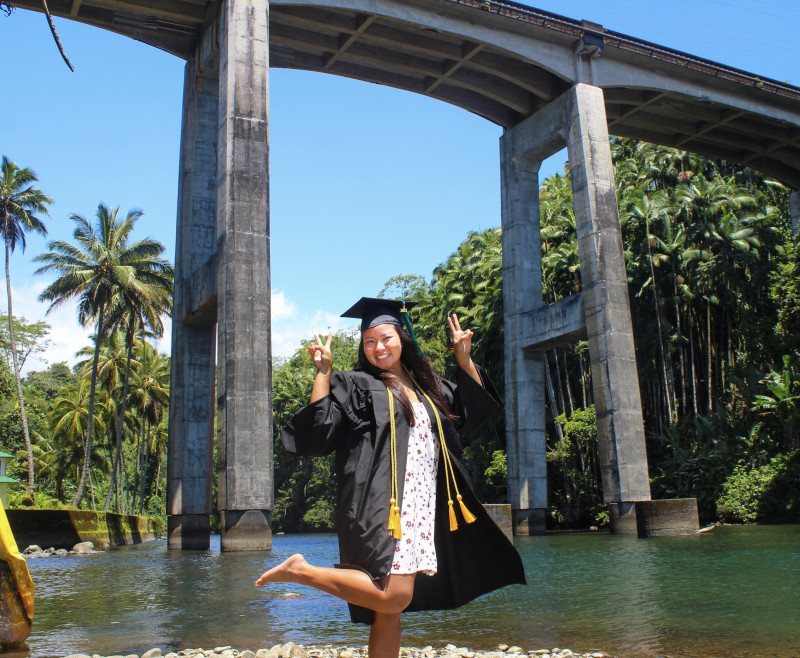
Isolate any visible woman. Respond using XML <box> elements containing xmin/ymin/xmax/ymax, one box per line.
<box><xmin>256</xmin><ymin>298</ymin><xmax>525</xmax><ymax>658</ymax></box>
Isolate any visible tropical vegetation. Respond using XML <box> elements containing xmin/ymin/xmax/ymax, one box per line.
<box><xmin>1</xmin><ymin>156</ymin><xmax>173</xmax><ymax>523</ymax></box>
<box><xmin>270</xmin><ymin>138</ymin><xmax>800</xmax><ymax>531</ymax></box>
<box><xmin>3</xmin><ymin>140</ymin><xmax>798</xmax><ymax>534</ymax></box>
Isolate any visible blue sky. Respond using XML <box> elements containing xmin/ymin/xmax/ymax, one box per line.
<box><xmin>3</xmin><ymin>0</ymin><xmax>799</xmax><ymax>370</ymax></box>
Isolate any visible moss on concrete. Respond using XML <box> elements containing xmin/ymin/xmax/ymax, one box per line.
<box><xmin>5</xmin><ymin>510</ymin><xmax>156</xmax><ymax>550</ymax></box>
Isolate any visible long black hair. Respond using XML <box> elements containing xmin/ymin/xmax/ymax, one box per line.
<box><xmin>357</xmin><ymin>326</ymin><xmax>457</xmax><ymax>424</ymax></box>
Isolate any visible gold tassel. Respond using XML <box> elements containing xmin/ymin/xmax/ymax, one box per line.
<box><xmin>392</xmin><ymin>504</ymin><xmax>402</xmax><ymax>539</ymax></box>
<box><xmin>457</xmin><ymin>494</ymin><xmax>477</xmax><ymax>524</ymax></box>
<box><xmin>388</xmin><ymin>499</ymin><xmax>402</xmax><ymax>539</ymax></box>
<box><xmin>448</xmin><ymin>500</ymin><xmax>458</xmax><ymax>531</ymax></box>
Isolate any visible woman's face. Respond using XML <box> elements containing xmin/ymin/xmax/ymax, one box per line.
<box><xmin>362</xmin><ymin>323</ymin><xmax>403</xmax><ymax>374</ymax></box>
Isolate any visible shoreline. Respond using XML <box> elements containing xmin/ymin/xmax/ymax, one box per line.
<box><xmin>61</xmin><ymin>643</ymin><xmax>613</xmax><ymax>658</ymax></box>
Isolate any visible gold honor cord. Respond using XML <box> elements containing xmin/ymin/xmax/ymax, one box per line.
<box><xmin>387</xmin><ymin>390</ymin><xmax>402</xmax><ymax>539</ymax></box>
<box><xmin>385</xmin><ymin>369</ymin><xmax>477</xmax><ymax>534</ymax></box>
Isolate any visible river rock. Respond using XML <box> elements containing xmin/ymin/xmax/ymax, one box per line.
<box><xmin>497</xmin><ymin>646</ymin><xmax>509</xmax><ymax>653</ymax></box>
<box><xmin>507</xmin><ymin>648</ymin><xmax>523</xmax><ymax>655</ymax></box>
<box><xmin>72</xmin><ymin>541</ymin><xmax>97</xmax><ymax>554</ymax></box>
<box><xmin>165</xmin><ymin>653</ymin><xmax>178</xmax><ymax>658</ymax></box>
<box><xmin>254</xmin><ymin>650</ymin><xmax>272</xmax><ymax>658</ymax></box>
<box><xmin>239</xmin><ymin>651</ymin><xmax>255</xmax><ymax>658</ymax></box>
<box><xmin>63</xmin><ymin>655</ymin><xmax>92</xmax><ymax>658</ymax></box>
<box><xmin>142</xmin><ymin>649</ymin><xmax>163</xmax><ymax>658</ymax></box>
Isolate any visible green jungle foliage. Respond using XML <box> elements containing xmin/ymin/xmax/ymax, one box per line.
<box><xmin>0</xmin><ymin>172</ymin><xmax>173</xmax><ymax>529</ymax></box>
<box><xmin>271</xmin><ymin>330</ymin><xmax>360</xmax><ymax>533</ymax></box>
<box><xmin>5</xmin><ymin>141</ymin><xmax>799</xmax><ymax>534</ymax></box>
<box><xmin>271</xmin><ymin>140</ymin><xmax>799</xmax><ymax>530</ymax></box>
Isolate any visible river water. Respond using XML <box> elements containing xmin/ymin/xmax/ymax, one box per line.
<box><xmin>9</xmin><ymin>525</ymin><xmax>800</xmax><ymax>658</ymax></box>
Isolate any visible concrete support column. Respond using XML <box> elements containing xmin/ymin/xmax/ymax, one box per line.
<box><xmin>791</xmin><ymin>189</ymin><xmax>799</xmax><ymax>239</ymax></box>
<box><xmin>216</xmin><ymin>0</ymin><xmax>273</xmax><ymax>551</ymax></box>
<box><xmin>565</xmin><ymin>84</ymin><xmax>652</xmax><ymax>520</ymax></box>
<box><xmin>500</xmin><ymin>134</ymin><xmax>547</xmax><ymax>535</ymax></box>
<box><xmin>167</xmin><ymin>54</ymin><xmax>219</xmax><ymax>550</ymax></box>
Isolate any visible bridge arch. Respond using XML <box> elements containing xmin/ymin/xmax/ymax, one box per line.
<box><xmin>16</xmin><ymin>0</ymin><xmax>800</xmax><ymax>547</ymax></box>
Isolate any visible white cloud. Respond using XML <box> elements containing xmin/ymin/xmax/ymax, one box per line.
<box><xmin>8</xmin><ymin>281</ymin><xmax>173</xmax><ymax>375</ymax></box>
<box><xmin>7</xmin><ymin>281</ymin><xmax>93</xmax><ymax>375</ymax></box>
<box><xmin>271</xmin><ymin>290</ymin><xmax>296</xmax><ymax>320</ymax></box>
<box><xmin>269</xmin><ymin>290</ymin><xmax>354</xmax><ymax>359</ymax></box>
<box><xmin>6</xmin><ymin>284</ymin><xmax>349</xmax><ymax>374</ymax></box>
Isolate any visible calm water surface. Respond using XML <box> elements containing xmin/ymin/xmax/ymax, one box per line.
<box><xmin>8</xmin><ymin>525</ymin><xmax>800</xmax><ymax>658</ymax></box>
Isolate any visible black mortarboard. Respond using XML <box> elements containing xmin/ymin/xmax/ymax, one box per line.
<box><xmin>341</xmin><ymin>297</ymin><xmax>418</xmax><ymax>331</ymax></box>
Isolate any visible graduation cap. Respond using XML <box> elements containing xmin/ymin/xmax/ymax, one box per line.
<box><xmin>341</xmin><ymin>297</ymin><xmax>418</xmax><ymax>332</ymax></box>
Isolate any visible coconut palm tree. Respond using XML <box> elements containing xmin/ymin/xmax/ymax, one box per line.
<box><xmin>127</xmin><ymin>339</ymin><xmax>169</xmax><ymax>513</ymax></box>
<box><xmin>0</xmin><ymin>155</ymin><xmax>52</xmax><ymax>493</ymax></box>
<box><xmin>34</xmin><ymin>203</ymin><xmax>172</xmax><ymax>507</ymax></box>
<box><xmin>103</xmin><ymin>259</ymin><xmax>172</xmax><ymax>511</ymax></box>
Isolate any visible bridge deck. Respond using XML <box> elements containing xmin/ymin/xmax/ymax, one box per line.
<box><xmin>14</xmin><ymin>0</ymin><xmax>800</xmax><ymax>186</ymax></box>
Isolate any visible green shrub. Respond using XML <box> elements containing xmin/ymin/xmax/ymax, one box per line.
<box><xmin>716</xmin><ymin>451</ymin><xmax>800</xmax><ymax>522</ymax></box>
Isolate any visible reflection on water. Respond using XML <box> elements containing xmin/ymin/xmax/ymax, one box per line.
<box><xmin>8</xmin><ymin>525</ymin><xmax>800</xmax><ymax>658</ymax></box>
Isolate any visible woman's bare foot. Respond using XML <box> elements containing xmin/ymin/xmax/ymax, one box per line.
<box><xmin>254</xmin><ymin>553</ymin><xmax>309</xmax><ymax>587</ymax></box>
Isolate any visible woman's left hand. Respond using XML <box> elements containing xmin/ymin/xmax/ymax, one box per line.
<box><xmin>448</xmin><ymin>314</ymin><xmax>482</xmax><ymax>385</ymax></box>
<box><xmin>447</xmin><ymin>314</ymin><xmax>473</xmax><ymax>361</ymax></box>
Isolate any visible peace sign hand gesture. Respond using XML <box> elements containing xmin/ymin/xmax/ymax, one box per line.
<box><xmin>307</xmin><ymin>331</ymin><xmax>333</xmax><ymax>376</ymax></box>
<box><xmin>447</xmin><ymin>313</ymin><xmax>473</xmax><ymax>361</ymax></box>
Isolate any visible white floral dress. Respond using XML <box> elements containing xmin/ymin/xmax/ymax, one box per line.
<box><xmin>391</xmin><ymin>400</ymin><xmax>439</xmax><ymax>575</ymax></box>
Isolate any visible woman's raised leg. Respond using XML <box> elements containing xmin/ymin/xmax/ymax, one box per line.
<box><xmin>254</xmin><ymin>554</ymin><xmax>415</xmax><ymax>615</ymax></box>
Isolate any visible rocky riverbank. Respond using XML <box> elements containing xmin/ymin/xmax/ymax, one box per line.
<box><xmin>63</xmin><ymin>642</ymin><xmax>613</xmax><ymax>658</ymax></box>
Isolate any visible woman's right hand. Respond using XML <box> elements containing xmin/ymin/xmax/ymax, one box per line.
<box><xmin>308</xmin><ymin>331</ymin><xmax>333</xmax><ymax>376</ymax></box>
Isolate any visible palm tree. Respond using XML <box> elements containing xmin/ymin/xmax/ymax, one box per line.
<box><xmin>103</xmin><ymin>258</ymin><xmax>171</xmax><ymax>511</ymax></box>
<box><xmin>34</xmin><ymin>203</ymin><xmax>173</xmax><ymax>507</ymax></box>
<box><xmin>0</xmin><ymin>155</ymin><xmax>52</xmax><ymax>493</ymax></box>
<box><xmin>47</xmin><ymin>377</ymin><xmax>108</xmax><ymax>501</ymax></box>
<box><xmin>127</xmin><ymin>339</ymin><xmax>169</xmax><ymax>513</ymax></box>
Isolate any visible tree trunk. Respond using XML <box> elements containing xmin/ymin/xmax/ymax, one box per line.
<box><xmin>139</xmin><ymin>421</ymin><xmax>151</xmax><ymax>515</ymax></box>
<box><xmin>707</xmin><ymin>299</ymin><xmax>713</xmax><ymax>414</ymax></box>
<box><xmin>648</xmin><ymin>241</ymin><xmax>674</xmax><ymax>425</ymax></box>
<box><xmin>104</xmin><ymin>321</ymin><xmax>136</xmax><ymax>510</ymax></box>
<box><xmin>545</xmin><ymin>356</ymin><xmax>564</xmax><ymax>442</ymax></box>
<box><xmin>689</xmin><ymin>312</ymin><xmax>699</xmax><ymax>415</ymax></box>
<box><xmin>552</xmin><ymin>349</ymin><xmax>570</xmax><ymax>417</ymax></box>
<box><xmin>4</xmin><ymin>238</ymin><xmax>34</xmax><ymax>493</ymax></box>
<box><xmin>71</xmin><ymin>304</ymin><xmax>105</xmax><ymax>507</ymax></box>
<box><xmin>103</xmin><ymin>424</ymin><xmax>115</xmax><ymax>510</ymax></box>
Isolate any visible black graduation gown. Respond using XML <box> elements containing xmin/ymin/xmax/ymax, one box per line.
<box><xmin>281</xmin><ymin>366</ymin><xmax>527</xmax><ymax>624</ymax></box>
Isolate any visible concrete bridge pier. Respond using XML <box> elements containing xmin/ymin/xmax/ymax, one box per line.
<box><xmin>503</xmin><ymin>83</ymin><xmax>698</xmax><ymax>535</ymax></box>
<box><xmin>168</xmin><ymin>0</ymin><xmax>273</xmax><ymax>551</ymax></box>
<box><xmin>564</xmin><ymin>84</ymin><xmax>654</xmax><ymax>532</ymax></box>
<box><xmin>167</xmin><ymin>51</ymin><xmax>219</xmax><ymax>551</ymax></box>
<box><xmin>215</xmin><ymin>0</ymin><xmax>273</xmax><ymax>552</ymax></box>
<box><xmin>500</xmin><ymin>132</ymin><xmax>548</xmax><ymax>536</ymax></box>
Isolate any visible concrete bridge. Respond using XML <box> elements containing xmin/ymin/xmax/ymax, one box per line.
<box><xmin>18</xmin><ymin>0</ymin><xmax>800</xmax><ymax>549</ymax></box>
